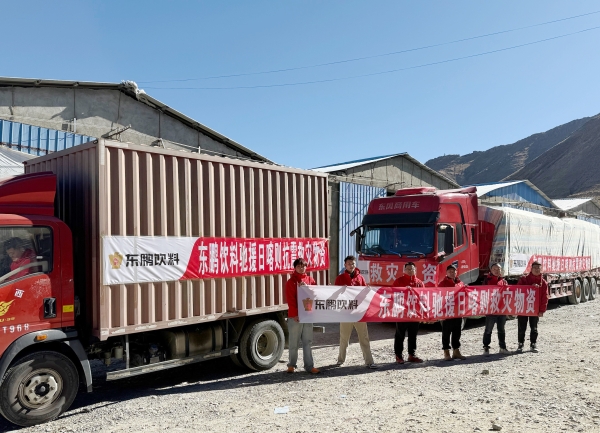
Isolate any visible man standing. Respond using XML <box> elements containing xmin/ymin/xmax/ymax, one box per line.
<box><xmin>438</xmin><ymin>264</ymin><xmax>467</xmax><ymax>361</ymax></box>
<box><xmin>516</xmin><ymin>260</ymin><xmax>548</xmax><ymax>353</ymax></box>
<box><xmin>285</xmin><ymin>258</ymin><xmax>320</xmax><ymax>374</ymax></box>
<box><xmin>335</xmin><ymin>256</ymin><xmax>377</xmax><ymax>369</ymax></box>
<box><xmin>392</xmin><ymin>262</ymin><xmax>424</xmax><ymax>364</ymax></box>
<box><xmin>482</xmin><ymin>263</ymin><xmax>509</xmax><ymax>355</ymax></box>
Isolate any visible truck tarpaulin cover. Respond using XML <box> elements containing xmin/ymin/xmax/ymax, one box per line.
<box><xmin>103</xmin><ymin>236</ymin><xmax>329</xmax><ymax>285</ymax></box>
<box><xmin>479</xmin><ymin>206</ymin><xmax>600</xmax><ymax>276</ymax></box>
<box><xmin>297</xmin><ymin>285</ymin><xmax>541</xmax><ymax>323</ymax></box>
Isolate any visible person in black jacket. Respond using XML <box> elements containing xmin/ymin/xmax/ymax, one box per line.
<box><xmin>482</xmin><ymin>263</ymin><xmax>509</xmax><ymax>356</ymax></box>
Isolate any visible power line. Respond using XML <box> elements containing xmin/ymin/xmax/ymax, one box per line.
<box><xmin>138</xmin><ymin>10</ymin><xmax>600</xmax><ymax>84</ymax></box>
<box><xmin>144</xmin><ymin>24</ymin><xmax>600</xmax><ymax>90</ymax></box>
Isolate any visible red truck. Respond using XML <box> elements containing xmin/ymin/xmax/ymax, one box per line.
<box><xmin>0</xmin><ymin>139</ymin><xmax>329</xmax><ymax>426</ymax></box>
<box><xmin>354</xmin><ymin>186</ymin><xmax>599</xmax><ymax>304</ymax></box>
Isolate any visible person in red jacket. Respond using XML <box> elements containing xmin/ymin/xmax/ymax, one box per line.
<box><xmin>392</xmin><ymin>262</ymin><xmax>424</xmax><ymax>364</ymax></box>
<box><xmin>482</xmin><ymin>263</ymin><xmax>510</xmax><ymax>356</ymax></box>
<box><xmin>335</xmin><ymin>256</ymin><xmax>377</xmax><ymax>369</ymax></box>
<box><xmin>285</xmin><ymin>257</ymin><xmax>320</xmax><ymax>374</ymax></box>
<box><xmin>516</xmin><ymin>260</ymin><xmax>548</xmax><ymax>353</ymax></box>
<box><xmin>4</xmin><ymin>237</ymin><xmax>35</xmax><ymax>281</ymax></box>
<box><xmin>438</xmin><ymin>264</ymin><xmax>467</xmax><ymax>361</ymax></box>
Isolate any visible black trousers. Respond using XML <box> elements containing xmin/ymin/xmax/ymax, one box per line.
<box><xmin>517</xmin><ymin>316</ymin><xmax>539</xmax><ymax>344</ymax></box>
<box><xmin>394</xmin><ymin>322</ymin><xmax>419</xmax><ymax>356</ymax></box>
<box><xmin>483</xmin><ymin>315</ymin><xmax>507</xmax><ymax>349</ymax></box>
<box><xmin>442</xmin><ymin>318</ymin><xmax>462</xmax><ymax>350</ymax></box>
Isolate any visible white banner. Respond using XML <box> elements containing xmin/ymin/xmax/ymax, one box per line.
<box><xmin>297</xmin><ymin>285</ymin><xmax>377</xmax><ymax>323</ymax></box>
<box><xmin>103</xmin><ymin>236</ymin><xmax>195</xmax><ymax>285</ymax></box>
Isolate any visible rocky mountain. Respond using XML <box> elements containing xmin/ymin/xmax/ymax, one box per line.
<box><xmin>505</xmin><ymin>114</ymin><xmax>600</xmax><ymax>198</ymax></box>
<box><xmin>425</xmin><ymin>117</ymin><xmax>591</xmax><ymax>186</ymax></box>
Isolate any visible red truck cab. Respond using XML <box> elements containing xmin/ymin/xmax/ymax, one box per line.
<box><xmin>0</xmin><ymin>173</ymin><xmax>88</xmax><ymax>427</ymax></box>
<box><xmin>354</xmin><ymin>186</ymin><xmax>480</xmax><ymax>286</ymax></box>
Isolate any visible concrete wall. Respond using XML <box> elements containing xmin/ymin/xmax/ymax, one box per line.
<box><xmin>573</xmin><ymin>201</ymin><xmax>600</xmax><ymax>216</ymax></box>
<box><xmin>341</xmin><ymin>155</ymin><xmax>455</xmax><ymax>194</ymax></box>
<box><xmin>0</xmin><ymin>86</ymin><xmax>249</xmax><ymax>158</ymax></box>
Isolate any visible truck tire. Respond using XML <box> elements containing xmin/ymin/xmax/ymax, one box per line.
<box><xmin>0</xmin><ymin>351</ymin><xmax>78</xmax><ymax>427</ymax></box>
<box><xmin>461</xmin><ymin>317</ymin><xmax>468</xmax><ymax>330</ymax></box>
<box><xmin>229</xmin><ymin>353</ymin><xmax>244</xmax><ymax>368</ymax></box>
<box><xmin>568</xmin><ymin>279</ymin><xmax>581</xmax><ymax>305</ymax></box>
<box><xmin>239</xmin><ymin>319</ymin><xmax>285</xmax><ymax>371</ymax></box>
<box><xmin>581</xmin><ymin>278</ymin><xmax>590</xmax><ymax>303</ymax></box>
<box><xmin>589</xmin><ymin>278</ymin><xmax>597</xmax><ymax>301</ymax></box>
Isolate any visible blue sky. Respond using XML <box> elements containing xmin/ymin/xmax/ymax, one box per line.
<box><xmin>2</xmin><ymin>1</ymin><xmax>599</xmax><ymax>168</ymax></box>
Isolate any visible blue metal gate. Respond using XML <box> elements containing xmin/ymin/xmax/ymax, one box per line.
<box><xmin>338</xmin><ymin>181</ymin><xmax>386</xmax><ymax>272</ymax></box>
<box><xmin>0</xmin><ymin>119</ymin><xmax>95</xmax><ymax>156</ymax></box>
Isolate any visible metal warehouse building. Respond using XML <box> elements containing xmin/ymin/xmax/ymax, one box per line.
<box><xmin>553</xmin><ymin>197</ymin><xmax>600</xmax><ymax>225</ymax></box>
<box><xmin>553</xmin><ymin>198</ymin><xmax>600</xmax><ymax>217</ymax></box>
<box><xmin>471</xmin><ymin>180</ymin><xmax>558</xmax><ymax>215</ymax></box>
<box><xmin>0</xmin><ymin>77</ymin><xmax>269</xmax><ymax>162</ymax></box>
<box><xmin>313</xmin><ymin>153</ymin><xmax>458</xmax><ymax>279</ymax></box>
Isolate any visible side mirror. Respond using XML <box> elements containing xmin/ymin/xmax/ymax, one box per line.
<box><xmin>350</xmin><ymin>226</ymin><xmax>363</xmax><ymax>253</ymax></box>
<box><xmin>444</xmin><ymin>225</ymin><xmax>455</xmax><ymax>255</ymax></box>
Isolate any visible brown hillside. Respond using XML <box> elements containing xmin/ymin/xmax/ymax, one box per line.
<box><xmin>425</xmin><ymin>117</ymin><xmax>590</xmax><ymax>185</ymax></box>
<box><xmin>505</xmin><ymin>114</ymin><xmax>600</xmax><ymax>197</ymax></box>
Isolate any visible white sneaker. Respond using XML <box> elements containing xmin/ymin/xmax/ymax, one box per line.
<box><xmin>366</xmin><ymin>364</ymin><xmax>379</xmax><ymax>369</ymax></box>
<box><xmin>499</xmin><ymin>348</ymin><xmax>509</xmax><ymax>354</ymax></box>
<box><xmin>483</xmin><ymin>347</ymin><xmax>490</xmax><ymax>356</ymax></box>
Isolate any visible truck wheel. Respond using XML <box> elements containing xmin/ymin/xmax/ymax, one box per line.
<box><xmin>239</xmin><ymin>320</ymin><xmax>285</xmax><ymax>371</ymax></box>
<box><xmin>589</xmin><ymin>278</ymin><xmax>597</xmax><ymax>301</ymax></box>
<box><xmin>0</xmin><ymin>351</ymin><xmax>78</xmax><ymax>427</ymax></box>
<box><xmin>461</xmin><ymin>318</ymin><xmax>468</xmax><ymax>330</ymax></box>
<box><xmin>581</xmin><ymin>278</ymin><xmax>590</xmax><ymax>303</ymax></box>
<box><xmin>229</xmin><ymin>353</ymin><xmax>244</xmax><ymax>368</ymax></box>
<box><xmin>568</xmin><ymin>279</ymin><xmax>581</xmax><ymax>305</ymax></box>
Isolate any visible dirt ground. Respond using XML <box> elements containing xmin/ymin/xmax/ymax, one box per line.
<box><xmin>5</xmin><ymin>299</ymin><xmax>600</xmax><ymax>433</ymax></box>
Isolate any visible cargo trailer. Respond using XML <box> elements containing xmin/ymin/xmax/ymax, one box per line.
<box><xmin>0</xmin><ymin>139</ymin><xmax>329</xmax><ymax>426</ymax></box>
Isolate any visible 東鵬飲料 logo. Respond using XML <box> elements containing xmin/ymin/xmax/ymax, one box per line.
<box><xmin>0</xmin><ymin>300</ymin><xmax>14</xmax><ymax>317</ymax></box>
<box><xmin>109</xmin><ymin>252</ymin><xmax>124</xmax><ymax>269</ymax></box>
<box><xmin>302</xmin><ymin>298</ymin><xmax>314</xmax><ymax>312</ymax></box>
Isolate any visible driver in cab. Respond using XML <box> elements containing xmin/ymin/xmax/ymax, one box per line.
<box><xmin>4</xmin><ymin>238</ymin><xmax>35</xmax><ymax>281</ymax></box>
<box><xmin>388</xmin><ymin>227</ymin><xmax>407</xmax><ymax>252</ymax></box>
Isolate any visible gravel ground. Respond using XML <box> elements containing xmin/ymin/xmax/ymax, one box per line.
<box><xmin>4</xmin><ymin>299</ymin><xmax>600</xmax><ymax>433</ymax></box>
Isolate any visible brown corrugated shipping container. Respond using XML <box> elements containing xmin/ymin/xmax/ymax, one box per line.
<box><xmin>24</xmin><ymin>139</ymin><xmax>329</xmax><ymax>340</ymax></box>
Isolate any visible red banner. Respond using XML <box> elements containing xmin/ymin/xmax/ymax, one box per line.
<box><xmin>526</xmin><ymin>255</ymin><xmax>591</xmax><ymax>273</ymax></box>
<box><xmin>297</xmin><ymin>285</ymin><xmax>541</xmax><ymax>323</ymax></box>
<box><xmin>183</xmin><ymin>237</ymin><xmax>329</xmax><ymax>279</ymax></box>
<box><xmin>360</xmin><ymin>285</ymin><xmax>541</xmax><ymax>322</ymax></box>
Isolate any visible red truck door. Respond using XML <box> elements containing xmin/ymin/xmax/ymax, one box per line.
<box><xmin>0</xmin><ymin>222</ymin><xmax>67</xmax><ymax>355</ymax></box>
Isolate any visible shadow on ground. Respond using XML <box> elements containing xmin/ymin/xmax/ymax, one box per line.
<box><xmin>0</xmin><ymin>301</ymin><xmax>566</xmax><ymax>430</ymax></box>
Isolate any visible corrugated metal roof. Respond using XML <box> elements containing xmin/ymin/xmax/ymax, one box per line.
<box><xmin>313</xmin><ymin>153</ymin><xmax>403</xmax><ymax>172</ymax></box>
<box><xmin>312</xmin><ymin>153</ymin><xmax>459</xmax><ymax>187</ymax></box>
<box><xmin>0</xmin><ymin>145</ymin><xmax>36</xmax><ymax>178</ymax></box>
<box><xmin>471</xmin><ymin>180</ymin><xmax>523</xmax><ymax>197</ymax></box>
<box><xmin>471</xmin><ymin>179</ymin><xmax>556</xmax><ymax>208</ymax></box>
<box><xmin>553</xmin><ymin>198</ymin><xmax>593</xmax><ymax>210</ymax></box>
<box><xmin>0</xmin><ymin>77</ymin><xmax>271</xmax><ymax>163</ymax></box>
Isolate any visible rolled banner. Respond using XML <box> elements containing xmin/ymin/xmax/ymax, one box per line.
<box><xmin>297</xmin><ymin>285</ymin><xmax>540</xmax><ymax>323</ymax></box>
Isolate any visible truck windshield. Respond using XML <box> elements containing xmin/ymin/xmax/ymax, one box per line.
<box><xmin>362</xmin><ymin>224</ymin><xmax>434</xmax><ymax>256</ymax></box>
